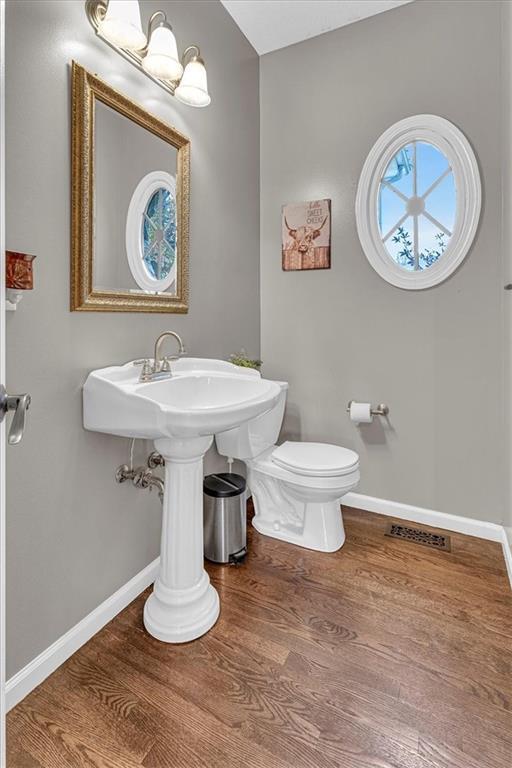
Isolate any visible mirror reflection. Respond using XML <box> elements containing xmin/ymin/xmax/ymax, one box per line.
<box><xmin>94</xmin><ymin>100</ymin><xmax>178</xmax><ymax>296</ymax></box>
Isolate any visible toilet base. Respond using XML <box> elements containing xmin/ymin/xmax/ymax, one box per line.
<box><xmin>246</xmin><ymin>447</ymin><xmax>358</xmax><ymax>554</ymax></box>
<box><xmin>252</xmin><ymin>500</ymin><xmax>346</xmax><ymax>552</ymax></box>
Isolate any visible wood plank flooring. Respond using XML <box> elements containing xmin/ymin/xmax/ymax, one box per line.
<box><xmin>7</xmin><ymin>505</ymin><xmax>512</xmax><ymax>768</ymax></box>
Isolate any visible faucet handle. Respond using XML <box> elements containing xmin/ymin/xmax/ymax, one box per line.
<box><xmin>161</xmin><ymin>355</ymin><xmax>181</xmax><ymax>372</ymax></box>
<box><xmin>138</xmin><ymin>359</ymin><xmax>153</xmax><ymax>382</ymax></box>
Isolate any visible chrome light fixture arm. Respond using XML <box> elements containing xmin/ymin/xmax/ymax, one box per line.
<box><xmin>180</xmin><ymin>45</ymin><xmax>207</xmax><ymax>73</ymax></box>
<box><xmin>146</xmin><ymin>10</ymin><xmax>168</xmax><ymax>50</ymax></box>
<box><xmin>182</xmin><ymin>45</ymin><xmax>200</xmax><ymax>63</ymax></box>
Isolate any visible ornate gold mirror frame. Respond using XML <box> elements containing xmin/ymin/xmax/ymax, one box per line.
<box><xmin>71</xmin><ymin>61</ymin><xmax>190</xmax><ymax>312</ymax></box>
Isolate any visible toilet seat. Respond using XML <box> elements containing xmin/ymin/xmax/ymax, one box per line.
<box><xmin>271</xmin><ymin>441</ymin><xmax>359</xmax><ymax>478</ymax></box>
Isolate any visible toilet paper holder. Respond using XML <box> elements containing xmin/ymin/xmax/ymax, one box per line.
<box><xmin>346</xmin><ymin>400</ymin><xmax>389</xmax><ymax>417</ymax></box>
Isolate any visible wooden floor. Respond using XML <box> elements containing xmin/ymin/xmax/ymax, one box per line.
<box><xmin>7</xmin><ymin>505</ymin><xmax>512</xmax><ymax>768</ymax></box>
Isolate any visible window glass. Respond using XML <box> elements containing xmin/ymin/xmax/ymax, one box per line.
<box><xmin>378</xmin><ymin>141</ymin><xmax>456</xmax><ymax>271</ymax></box>
<box><xmin>142</xmin><ymin>188</ymin><xmax>176</xmax><ymax>280</ymax></box>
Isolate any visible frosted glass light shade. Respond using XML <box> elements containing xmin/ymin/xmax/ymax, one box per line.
<box><xmin>175</xmin><ymin>59</ymin><xmax>211</xmax><ymax>108</ymax></box>
<box><xmin>98</xmin><ymin>0</ymin><xmax>147</xmax><ymax>51</ymax></box>
<box><xmin>142</xmin><ymin>25</ymin><xmax>183</xmax><ymax>81</ymax></box>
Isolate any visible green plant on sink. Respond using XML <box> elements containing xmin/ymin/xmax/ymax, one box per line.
<box><xmin>229</xmin><ymin>349</ymin><xmax>262</xmax><ymax>371</ymax></box>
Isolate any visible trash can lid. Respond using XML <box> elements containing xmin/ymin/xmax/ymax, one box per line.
<box><xmin>203</xmin><ymin>472</ymin><xmax>246</xmax><ymax>498</ymax></box>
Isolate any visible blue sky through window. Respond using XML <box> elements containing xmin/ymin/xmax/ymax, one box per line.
<box><xmin>378</xmin><ymin>142</ymin><xmax>456</xmax><ymax>271</ymax></box>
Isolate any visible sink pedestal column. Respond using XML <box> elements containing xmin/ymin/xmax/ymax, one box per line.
<box><xmin>144</xmin><ymin>435</ymin><xmax>219</xmax><ymax>643</ymax></box>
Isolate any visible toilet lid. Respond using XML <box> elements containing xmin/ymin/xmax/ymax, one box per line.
<box><xmin>272</xmin><ymin>441</ymin><xmax>359</xmax><ymax>477</ymax></box>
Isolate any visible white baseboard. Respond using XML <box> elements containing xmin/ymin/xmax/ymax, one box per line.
<box><xmin>343</xmin><ymin>492</ymin><xmax>503</xmax><ymax>541</ymax></box>
<box><xmin>344</xmin><ymin>492</ymin><xmax>512</xmax><ymax>589</ymax></box>
<box><xmin>5</xmin><ymin>557</ymin><xmax>159</xmax><ymax>712</ymax></box>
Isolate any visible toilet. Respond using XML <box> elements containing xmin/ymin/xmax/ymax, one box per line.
<box><xmin>216</xmin><ymin>381</ymin><xmax>359</xmax><ymax>552</ymax></box>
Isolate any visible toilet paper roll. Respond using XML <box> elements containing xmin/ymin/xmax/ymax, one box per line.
<box><xmin>350</xmin><ymin>401</ymin><xmax>373</xmax><ymax>424</ymax></box>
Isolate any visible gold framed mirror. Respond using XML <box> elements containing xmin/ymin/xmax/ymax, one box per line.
<box><xmin>71</xmin><ymin>61</ymin><xmax>189</xmax><ymax>312</ymax></box>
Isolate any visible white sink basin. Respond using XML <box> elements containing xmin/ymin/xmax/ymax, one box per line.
<box><xmin>83</xmin><ymin>358</ymin><xmax>280</xmax><ymax>439</ymax></box>
<box><xmin>82</xmin><ymin>357</ymin><xmax>279</xmax><ymax>645</ymax></box>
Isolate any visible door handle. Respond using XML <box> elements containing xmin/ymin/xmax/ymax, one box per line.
<box><xmin>0</xmin><ymin>384</ymin><xmax>31</xmax><ymax>445</ymax></box>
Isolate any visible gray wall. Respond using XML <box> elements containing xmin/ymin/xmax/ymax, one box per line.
<box><xmin>6</xmin><ymin>0</ymin><xmax>259</xmax><ymax>677</ymax></box>
<box><xmin>260</xmin><ymin>0</ymin><xmax>506</xmax><ymax>524</ymax></box>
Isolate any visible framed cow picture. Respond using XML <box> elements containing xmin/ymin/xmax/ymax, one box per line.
<box><xmin>282</xmin><ymin>199</ymin><xmax>331</xmax><ymax>271</ymax></box>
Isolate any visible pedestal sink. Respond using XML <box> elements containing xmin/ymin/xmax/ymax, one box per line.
<box><xmin>83</xmin><ymin>358</ymin><xmax>280</xmax><ymax>643</ymax></box>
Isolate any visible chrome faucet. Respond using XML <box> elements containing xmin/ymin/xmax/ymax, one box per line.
<box><xmin>136</xmin><ymin>331</ymin><xmax>186</xmax><ymax>382</ymax></box>
<box><xmin>154</xmin><ymin>331</ymin><xmax>185</xmax><ymax>371</ymax></box>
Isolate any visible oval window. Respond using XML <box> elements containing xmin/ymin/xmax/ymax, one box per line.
<box><xmin>142</xmin><ymin>188</ymin><xmax>176</xmax><ymax>281</ymax></box>
<box><xmin>356</xmin><ymin>115</ymin><xmax>481</xmax><ymax>290</ymax></box>
<box><xmin>126</xmin><ymin>171</ymin><xmax>177</xmax><ymax>293</ymax></box>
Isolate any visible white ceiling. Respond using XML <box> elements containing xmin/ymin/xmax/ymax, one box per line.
<box><xmin>220</xmin><ymin>0</ymin><xmax>413</xmax><ymax>55</ymax></box>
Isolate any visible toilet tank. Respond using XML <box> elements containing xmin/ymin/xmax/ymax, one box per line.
<box><xmin>216</xmin><ymin>381</ymin><xmax>288</xmax><ymax>460</ymax></box>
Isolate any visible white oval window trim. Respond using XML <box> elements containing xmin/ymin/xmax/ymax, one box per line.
<box><xmin>355</xmin><ymin>115</ymin><xmax>481</xmax><ymax>290</ymax></box>
<box><xmin>126</xmin><ymin>170</ymin><xmax>177</xmax><ymax>293</ymax></box>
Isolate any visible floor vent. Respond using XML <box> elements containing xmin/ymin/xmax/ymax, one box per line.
<box><xmin>385</xmin><ymin>523</ymin><xmax>451</xmax><ymax>551</ymax></box>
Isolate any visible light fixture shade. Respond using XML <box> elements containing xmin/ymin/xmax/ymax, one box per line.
<box><xmin>98</xmin><ymin>0</ymin><xmax>147</xmax><ymax>51</ymax></box>
<box><xmin>142</xmin><ymin>24</ymin><xmax>183</xmax><ymax>81</ymax></box>
<box><xmin>175</xmin><ymin>58</ymin><xmax>211</xmax><ymax>108</ymax></box>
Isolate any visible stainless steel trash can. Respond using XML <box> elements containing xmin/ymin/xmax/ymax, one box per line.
<box><xmin>203</xmin><ymin>473</ymin><xmax>247</xmax><ymax>563</ymax></box>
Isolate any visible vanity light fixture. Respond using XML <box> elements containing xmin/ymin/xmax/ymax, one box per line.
<box><xmin>85</xmin><ymin>0</ymin><xmax>211</xmax><ymax>107</ymax></box>
<box><xmin>175</xmin><ymin>47</ymin><xmax>211</xmax><ymax>108</ymax></box>
<box><xmin>97</xmin><ymin>0</ymin><xmax>147</xmax><ymax>51</ymax></box>
<box><xmin>142</xmin><ymin>13</ymin><xmax>182</xmax><ymax>81</ymax></box>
